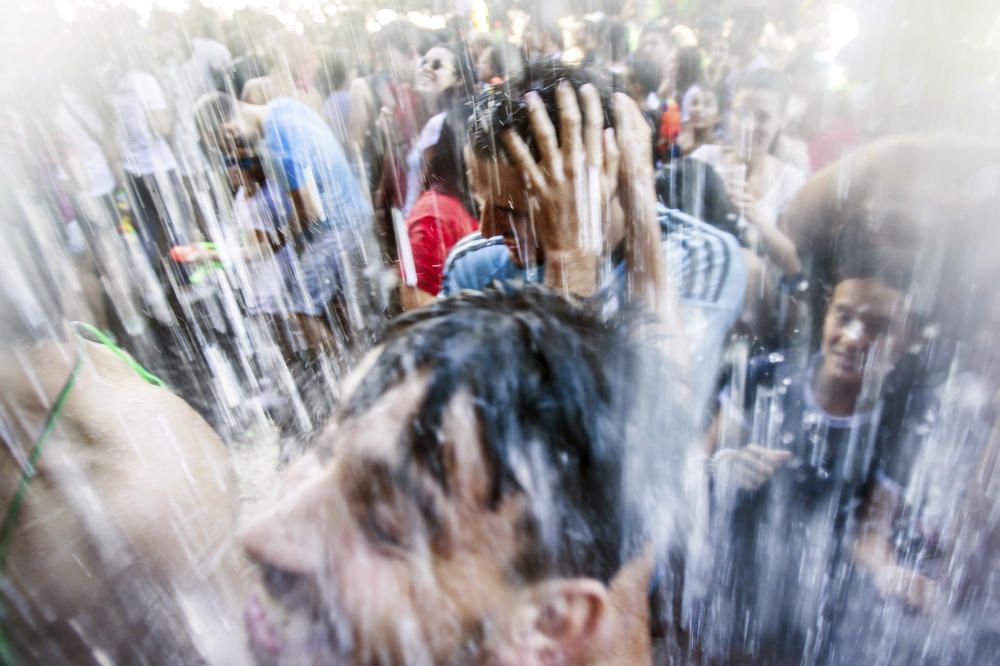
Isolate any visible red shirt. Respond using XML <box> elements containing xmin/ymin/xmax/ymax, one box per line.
<box><xmin>403</xmin><ymin>190</ymin><xmax>479</xmax><ymax>295</ymax></box>
<box><xmin>657</xmin><ymin>99</ymin><xmax>682</xmax><ymax>158</ymax></box>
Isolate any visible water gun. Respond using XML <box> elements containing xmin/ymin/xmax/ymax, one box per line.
<box><xmin>169</xmin><ymin>242</ymin><xmax>223</xmax><ymax>285</ymax></box>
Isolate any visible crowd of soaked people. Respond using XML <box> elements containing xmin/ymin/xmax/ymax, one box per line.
<box><xmin>2</xmin><ymin>1</ymin><xmax>1000</xmax><ymax>664</ymax></box>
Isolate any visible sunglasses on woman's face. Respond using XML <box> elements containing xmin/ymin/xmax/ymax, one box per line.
<box><xmin>223</xmin><ymin>155</ymin><xmax>259</xmax><ymax>170</ymax></box>
<box><xmin>419</xmin><ymin>57</ymin><xmax>453</xmax><ymax>72</ymax></box>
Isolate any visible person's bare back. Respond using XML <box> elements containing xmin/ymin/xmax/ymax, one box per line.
<box><xmin>0</xmin><ymin>331</ymin><xmax>250</xmax><ymax>663</ymax></box>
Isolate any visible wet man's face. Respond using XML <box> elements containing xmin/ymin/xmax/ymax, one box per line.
<box><xmin>729</xmin><ymin>88</ymin><xmax>782</xmax><ymax>160</ymax></box>
<box><xmin>239</xmin><ymin>365</ymin><xmax>532</xmax><ymax>664</ymax></box>
<box><xmin>465</xmin><ymin>146</ymin><xmax>541</xmax><ymax>268</ymax></box>
<box><xmin>820</xmin><ymin>278</ymin><xmax>906</xmax><ymax>389</ymax></box>
<box><xmin>688</xmin><ymin>89</ymin><xmax>719</xmax><ymax>131</ymax></box>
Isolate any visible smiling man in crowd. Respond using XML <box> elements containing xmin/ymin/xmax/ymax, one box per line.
<box><xmin>700</xmin><ymin>254</ymin><xmax>922</xmax><ymax>662</ymax></box>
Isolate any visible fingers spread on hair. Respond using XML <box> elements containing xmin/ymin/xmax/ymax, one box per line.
<box><xmin>525</xmin><ymin>90</ymin><xmax>562</xmax><ymax>178</ymax></box>
<box><xmin>556</xmin><ymin>80</ymin><xmax>583</xmax><ymax>177</ymax></box>
<box><xmin>502</xmin><ymin>130</ymin><xmax>546</xmax><ymax>192</ymax></box>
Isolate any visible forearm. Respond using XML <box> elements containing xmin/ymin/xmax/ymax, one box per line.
<box><xmin>853</xmin><ymin>487</ymin><xmax>927</xmax><ymax>594</ymax></box>
<box><xmin>399</xmin><ymin>284</ymin><xmax>436</xmax><ymax>311</ymax></box>
<box><xmin>624</xmin><ymin>199</ymin><xmax>687</xmax><ymax>367</ymax></box>
<box><xmin>287</xmin><ymin>195</ymin><xmax>306</xmax><ymax>235</ymax></box>
<box><xmin>289</xmin><ymin>184</ymin><xmax>327</xmax><ymax>236</ymax></box>
<box><xmin>625</xmin><ymin>207</ymin><xmax>671</xmax><ymax>314</ymax></box>
<box><xmin>752</xmin><ymin>217</ymin><xmax>803</xmax><ymax>275</ymax></box>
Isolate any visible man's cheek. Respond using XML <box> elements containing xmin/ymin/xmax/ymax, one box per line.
<box><xmin>339</xmin><ymin>549</ymin><xmax>455</xmax><ymax>655</ymax></box>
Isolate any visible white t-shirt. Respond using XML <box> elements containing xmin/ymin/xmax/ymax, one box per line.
<box><xmin>162</xmin><ymin>40</ymin><xmax>231</xmax><ymax>176</ymax></box>
<box><xmin>232</xmin><ymin>183</ymin><xmax>294</xmax><ymax>316</ymax></box>
<box><xmin>159</xmin><ymin>62</ymin><xmax>210</xmax><ymax>177</ymax></box>
<box><xmin>53</xmin><ymin>88</ymin><xmax>115</xmax><ymax>198</ymax></box>
<box><xmin>110</xmin><ymin>71</ymin><xmax>177</xmax><ymax>176</ymax></box>
<box><xmin>402</xmin><ymin>111</ymin><xmax>447</xmax><ymax>216</ymax></box>
<box><xmin>690</xmin><ymin>143</ymin><xmax>805</xmax><ymax>227</ymax></box>
<box><xmin>189</xmin><ymin>38</ymin><xmax>232</xmax><ymax>93</ymax></box>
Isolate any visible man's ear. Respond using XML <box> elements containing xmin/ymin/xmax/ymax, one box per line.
<box><xmin>499</xmin><ymin>578</ymin><xmax>608</xmax><ymax>663</ymax></box>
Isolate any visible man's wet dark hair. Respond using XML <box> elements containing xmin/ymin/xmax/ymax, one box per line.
<box><xmin>193</xmin><ymin>91</ymin><xmax>240</xmax><ymax>157</ymax></box>
<box><xmin>830</xmin><ymin>230</ymin><xmax>915</xmax><ymax>296</ymax></box>
<box><xmin>315</xmin><ymin>48</ymin><xmax>350</xmax><ymax>95</ymax></box>
<box><xmin>627</xmin><ymin>56</ymin><xmax>662</xmax><ymax>96</ymax></box>
<box><xmin>468</xmin><ymin>58</ymin><xmax>619</xmax><ymax>162</ymax></box>
<box><xmin>340</xmin><ymin>286</ymin><xmax>644</xmax><ymax>584</ymax></box>
<box><xmin>734</xmin><ymin>67</ymin><xmax>787</xmax><ymax>103</ymax></box>
<box><xmin>371</xmin><ymin>20</ymin><xmax>421</xmax><ymax>58</ymax></box>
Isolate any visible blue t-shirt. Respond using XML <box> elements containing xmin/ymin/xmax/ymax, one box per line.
<box><xmin>262</xmin><ymin>98</ymin><xmax>370</xmax><ymax>233</ymax></box>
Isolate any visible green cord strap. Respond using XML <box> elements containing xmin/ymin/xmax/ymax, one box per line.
<box><xmin>73</xmin><ymin>322</ymin><xmax>166</xmax><ymax>388</ymax></box>
<box><xmin>0</xmin><ymin>339</ymin><xmax>85</xmax><ymax>666</ymax></box>
<box><xmin>0</xmin><ymin>344</ymin><xmax>83</xmax><ymax>571</ymax></box>
<box><xmin>0</xmin><ymin>324</ymin><xmax>165</xmax><ymax>567</ymax></box>
<box><xmin>0</xmin><ymin>326</ymin><xmax>166</xmax><ymax>664</ymax></box>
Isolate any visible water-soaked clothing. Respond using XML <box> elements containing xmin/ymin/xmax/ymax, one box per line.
<box><xmin>702</xmin><ymin>353</ymin><xmax>898</xmax><ymax>663</ymax></box>
<box><xmin>440</xmin><ymin>207</ymin><xmax>746</xmax><ymax>410</ymax></box>
<box><xmin>259</xmin><ymin>98</ymin><xmax>373</xmax><ymax>318</ymax></box>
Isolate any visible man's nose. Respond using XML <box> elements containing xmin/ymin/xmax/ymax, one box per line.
<box><xmin>840</xmin><ymin>319</ymin><xmax>867</xmax><ymax>348</ymax></box>
<box><xmin>239</xmin><ymin>464</ymin><xmax>341</xmax><ymax>576</ymax></box>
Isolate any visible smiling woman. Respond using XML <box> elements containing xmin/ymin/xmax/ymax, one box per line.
<box><xmin>401</xmin><ymin>41</ymin><xmax>477</xmax><ymax>217</ymax></box>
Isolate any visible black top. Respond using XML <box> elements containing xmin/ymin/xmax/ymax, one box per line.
<box><xmin>708</xmin><ymin>353</ymin><xmax>904</xmax><ymax>659</ymax></box>
<box><xmin>655</xmin><ymin>157</ymin><xmax>740</xmax><ymax>239</ymax></box>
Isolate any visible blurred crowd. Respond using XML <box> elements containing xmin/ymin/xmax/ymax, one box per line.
<box><xmin>2</xmin><ymin>0</ymin><xmax>1000</xmax><ymax>663</ymax></box>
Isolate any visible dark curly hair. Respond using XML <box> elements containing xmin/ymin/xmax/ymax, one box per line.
<box><xmin>468</xmin><ymin>57</ymin><xmax>623</xmax><ymax>162</ymax></box>
<box><xmin>339</xmin><ymin>285</ymin><xmax>650</xmax><ymax>584</ymax></box>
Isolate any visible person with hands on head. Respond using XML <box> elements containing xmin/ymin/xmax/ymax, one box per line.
<box><xmin>493</xmin><ymin>73</ymin><xmax>684</xmax><ymax>365</ymax></box>
<box><xmin>498</xmin><ymin>80</ymin><xmax>617</xmax><ymax>297</ymax></box>
<box><xmin>445</xmin><ymin>61</ymin><xmax>747</xmax><ymax>406</ymax></box>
